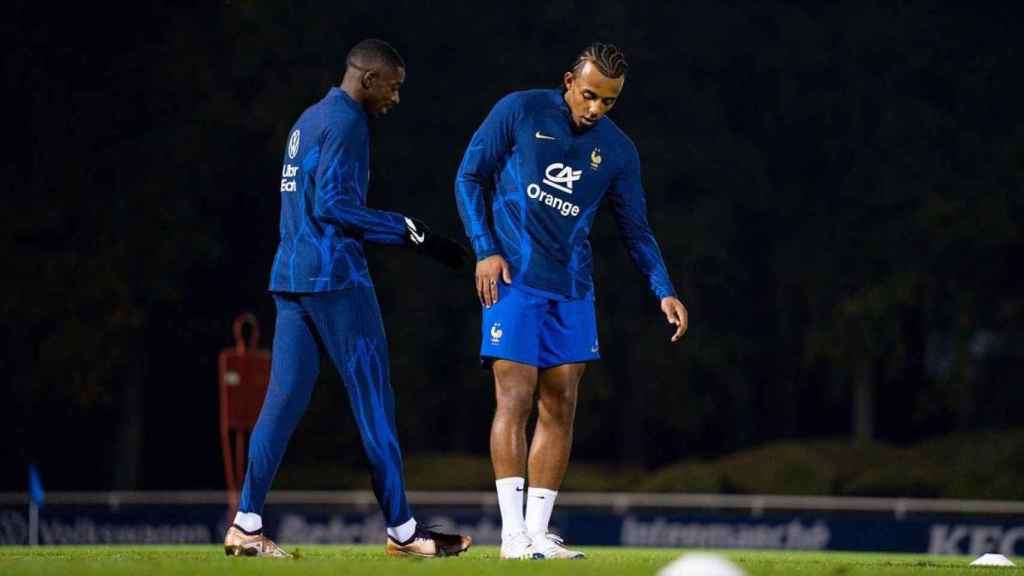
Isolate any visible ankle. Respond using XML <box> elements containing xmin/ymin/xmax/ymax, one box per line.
<box><xmin>231</xmin><ymin>523</ymin><xmax>262</xmax><ymax>536</ymax></box>
<box><xmin>386</xmin><ymin>517</ymin><xmax>418</xmax><ymax>544</ymax></box>
<box><xmin>232</xmin><ymin>511</ymin><xmax>263</xmax><ymax>534</ymax></box>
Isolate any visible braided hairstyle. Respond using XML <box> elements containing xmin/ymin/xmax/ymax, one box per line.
<box><xmin>572</xmin><ymin>42</ymin><xmax>629</xmax><ymax>79</ymax></box>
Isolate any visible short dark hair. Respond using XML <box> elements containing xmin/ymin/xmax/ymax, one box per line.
<box><xmin>571</xmin><ymin>42</ymin><xmax>628</xmax><ymax>79</ymax></box>
<box><xmin>346</xmin><ymin>38</ymin><xmax>404</xmax><ymax>71</ymax></box>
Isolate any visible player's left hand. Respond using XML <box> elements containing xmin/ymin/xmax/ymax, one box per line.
<box><xmin>660</xmin><ymin>297</ymin><xmax>688</xmax><ymax>342</ymax></box>
<box><xmin>423</xmin><ymin>234</ymin><xmax>471</xmax><ymax>270</ymax></box>
<box><xmin>405</xmin><ymin>217</ymin><xmax>471</xmax><ymax>270</ymax></box>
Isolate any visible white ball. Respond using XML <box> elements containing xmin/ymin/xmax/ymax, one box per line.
<box><xmin>658</xmin><ymin>552</ymin><xmax>748</xmax><ymax>576</ymax></box>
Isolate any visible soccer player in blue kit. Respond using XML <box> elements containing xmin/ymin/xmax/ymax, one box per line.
<box><xmin>223</xmin><ymin>39</ymin><xmax>471</xmax><ymax>558</ymax></box>
<box><xmin>455</xmin><ymin>43</ymin><xmax>689</xmax><ymax>559</ymax></box>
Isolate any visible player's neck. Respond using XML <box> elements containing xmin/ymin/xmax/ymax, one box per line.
<box><xmin>561</xmin><ymin>91</ymin><xmax>589</xmax><ymax>134</ymax></box>
<box><xmin>339</xmin><ymin>79</ymin><xmax>367</xmax><ymax>108</ymax></box>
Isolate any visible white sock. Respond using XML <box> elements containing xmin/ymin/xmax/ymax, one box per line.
<box><xmin>233</xmin><ymin>511</ymin><xmax>262</xmax><ymax>533</ymax></box>
<box><xmin>387</xmin><ymin>517</ymin><xmax>418</xmax><ymax>543</ymax></box>
<box><xmin>495</xmin><ymin>476</ymin><xmax>526</xmax><ymax>538</ymax></box>
<box><xmin>525</xmin><ymin>487</ymin><xmax>558</xmax><ymax>536</ymax></box>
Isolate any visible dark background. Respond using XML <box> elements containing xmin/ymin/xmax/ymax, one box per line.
<box><xmin>4</xmin><ymin>1</ymin><xmax>1022</xmax><ymax>491</ymax></box>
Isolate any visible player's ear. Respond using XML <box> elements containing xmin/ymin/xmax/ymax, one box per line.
<box><xmin>563</xmin><ymin>71</ymin><xmax>575</xmax><ymax>91</ymax></box>
<box><xmin>361</xmin><ymin>70</ymin><xmax>376</xmax><ymax>90</ymax></box>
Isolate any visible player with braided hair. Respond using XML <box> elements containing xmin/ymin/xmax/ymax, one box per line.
<box><xmin>571</xmin><ymin>41</ymin><xmax>630</xmax><ymax>78</ymax></box>
<box><xmin>455</xmin><ymin>42</ymin><xmax>688</xmax><ymax>559</ymax></box>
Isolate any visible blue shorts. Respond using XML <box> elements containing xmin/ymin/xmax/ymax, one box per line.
<box><xmin>480</xmin><ymin>284</ymin><xmax>600</xmax><ymax>369</ymax></box>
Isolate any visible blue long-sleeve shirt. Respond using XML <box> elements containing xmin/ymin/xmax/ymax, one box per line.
<box><xmin>455</xmin><ymin>89</ymin><xmax>677</xmax><ymax>301</ymax></box>
<box><xmin>269</xmin><ymin>87</ymin><xmax>408</xmax><ymax>293</ymax></box>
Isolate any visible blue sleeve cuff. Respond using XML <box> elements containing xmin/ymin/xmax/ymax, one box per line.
<box><xmin>471</xmin><ymin>233</ymin><xmax>500</xmax><ymax>260</ymax></box>
<box><xmin>656</xmin><ymin>284</ymin><xmax>678</xmax><ymax>302</ymax></box>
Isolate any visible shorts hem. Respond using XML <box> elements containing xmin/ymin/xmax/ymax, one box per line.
<box><xmin>480</xmin><ymin>353</ymin><xmax>601</xmax><ymax>370</ymax></box>
<box><xmin>480</xmin><ymin>353</ymin><xmax>538</xmax><ymax>369</ymax></box>
<box><xmin>537</xmin><ymin>354</ymin><xmax>601</xmax><ymax>369</ymax></box>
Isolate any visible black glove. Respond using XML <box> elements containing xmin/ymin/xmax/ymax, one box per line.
<box><xmin>405</xmin><ymin>217</ymin><xmax>471</xmax><ymax>271</ymax></box>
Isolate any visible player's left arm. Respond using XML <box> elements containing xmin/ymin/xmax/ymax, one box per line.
<box><xmin>314</xmin><ymin>124</ymin><xmax>408</xmax><ymax>244</ymax></box>
<box><xmin>607</xmin><ymin>146</ymin><xmax>688</xmax><ymax>342</ymax></box>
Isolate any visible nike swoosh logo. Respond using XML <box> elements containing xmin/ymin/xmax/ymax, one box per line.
<box><xmin>535</xmin><ymin>131</ymin><xmax>556</xmax><ymax>140</ymax></box>
<box><xmin>405</xmin><ymin>217</ymin><xmax>426</xmax><ymax>245</ymax></box>
<box><xmin>515</xmin><ymin>487</ymin><xmax>524</xmax><ymax>492</ymax></box>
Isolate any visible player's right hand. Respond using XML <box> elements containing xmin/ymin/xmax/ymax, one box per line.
<box><xmin>476</xmin><ymin>254</ymin><xmax>511</xmax><ymax>308</ymax></box>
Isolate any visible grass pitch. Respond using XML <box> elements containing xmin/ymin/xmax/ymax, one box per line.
<box><xmin>0</xmin><ymin>545</ymin><xmax>1019</xmax><ymax>575</ymax></box>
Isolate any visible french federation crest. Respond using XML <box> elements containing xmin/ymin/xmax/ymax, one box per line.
<box><xmin>288</xmin><ymin>129</ymin><xmax>301</xmax><ymax>159</ymax></box>
<box><xmin>590</xmin><ymin>147</ymin><xmax>602</xmax><ymax>170</ymax></box>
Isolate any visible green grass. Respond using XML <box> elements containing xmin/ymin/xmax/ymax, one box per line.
<box><xmin>0</xmin><ymin>545</ymin><xmax>1020</xmax><ymax>575</ymax></box>
<box><xmin>281</xmin><ymin>429</ymin><xmax>1024</xmax><ymax>499</ymax></box>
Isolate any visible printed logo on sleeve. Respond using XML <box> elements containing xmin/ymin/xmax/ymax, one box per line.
<box><xmin>281</xmin><ymin>130</ymin><xmax>301</xmax><ymax>192</ymax></box>
<box><xmin>280</xmin><ymin>164</ymin><xmax>298</xmax><ymax>192</ymax></box>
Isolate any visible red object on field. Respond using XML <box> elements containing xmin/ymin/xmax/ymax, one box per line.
<box><xmin>218</xmin><ymin>313</ymin><xmax>271</xmax><ymax>509</ymax></box>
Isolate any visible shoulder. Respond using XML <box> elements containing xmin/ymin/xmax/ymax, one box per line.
<box><xmin>492</xmin><ymin>89</ymin><xmax>560</xmax><ymax>115</ymax></box>
<box><xmin>316</xmin><ymin>99</ymin><xmax>367</xmax><ymax>143</ymax></box>
<box><xmin>599</xmin><ymin>117</ymin><xmax>640</xmax><ymax>166</ymax></box>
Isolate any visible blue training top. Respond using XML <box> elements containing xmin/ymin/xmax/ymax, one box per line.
<box><xmin>269</xmin><ymin>87</ymin><xmax>408</xmax><ymax>293</ymax></box>
<box><xmin>455</xmin><ymin>89</ymin><xmax>676</xmax><ymax>302</ymax></box>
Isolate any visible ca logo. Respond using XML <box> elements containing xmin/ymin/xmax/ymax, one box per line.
<box><xmin>543</xmin><ymin>163</ymin><xmax>582</xmax><ymax>194</ymax></box>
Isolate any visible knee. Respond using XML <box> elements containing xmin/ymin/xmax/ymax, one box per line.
<box><xmin>493</xmin><ymin>362</ymin><xmax>538</xmax><ymax>421</ymax></box>
<box><xmin>494</xmin><ymin>383</ymin><xmax>534</xmax><ymax>421</ymax></box>
<box><xmin>539</xmin><ymin>386</ymin><xmax>577</xmax><ymax>425</ymax></box>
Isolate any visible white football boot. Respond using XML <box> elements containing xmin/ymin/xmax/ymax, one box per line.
<box><xmin>530</xmin><ymin>532</ymin><xmax>585</xmax><ymax>559</ymax></box>
<box><xmin>500</xmin><ymin>530</ymin><xmax>544</xmax><ymax>559</ymax></box>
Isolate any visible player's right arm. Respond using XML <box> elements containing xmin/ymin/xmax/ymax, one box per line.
<box><xmin>455</xmin><ymin>94</ymin><xmax>518</xmax><ymax>305</ymax></box>
<box><xmin>314</xmin><ymin>124</ymin><xmax>409</xmax><ymax>245</ymax></box>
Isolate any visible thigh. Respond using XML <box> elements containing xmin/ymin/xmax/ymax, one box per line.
<box><xmin>537</xmin><ymin>362</ymin><xmax>585</xmax><ymax>404</ymax></box>
<box><xmin>492</xmin><ymin>358</ymin><xmax>540</xmax><ymax>409</ymax></box>
<box><xmin>244</xmin><ymin>294</ymin><xmax>324</xmax><ymax>431</ymax></box>
<box><xmin>538</xmin><ymin>298</ymin><xmax>600</xmax><ymax>368</ymax></box>
<box><xmin>268</xmin><ymin>293</ymin><xmax>321</xmax><ymax>386</ymax></box>
<box><xmin>303</xmin><ymin>288</ymin><xmax>386</xmax><ymax>347</ymax></box>
<box><xmin>301</xmin><ymin>288</ymin><xmax>390</xmax><ymax>381</ymax></box>
<box><xmin>272</xmin><ymin>292</ymin><xmax>314</xmax><ymax>344</ymax></box>
<box><xmin>493</xmin><ymin>359</ymin><xmax>540</xmax><ymax>387</ymax></box>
